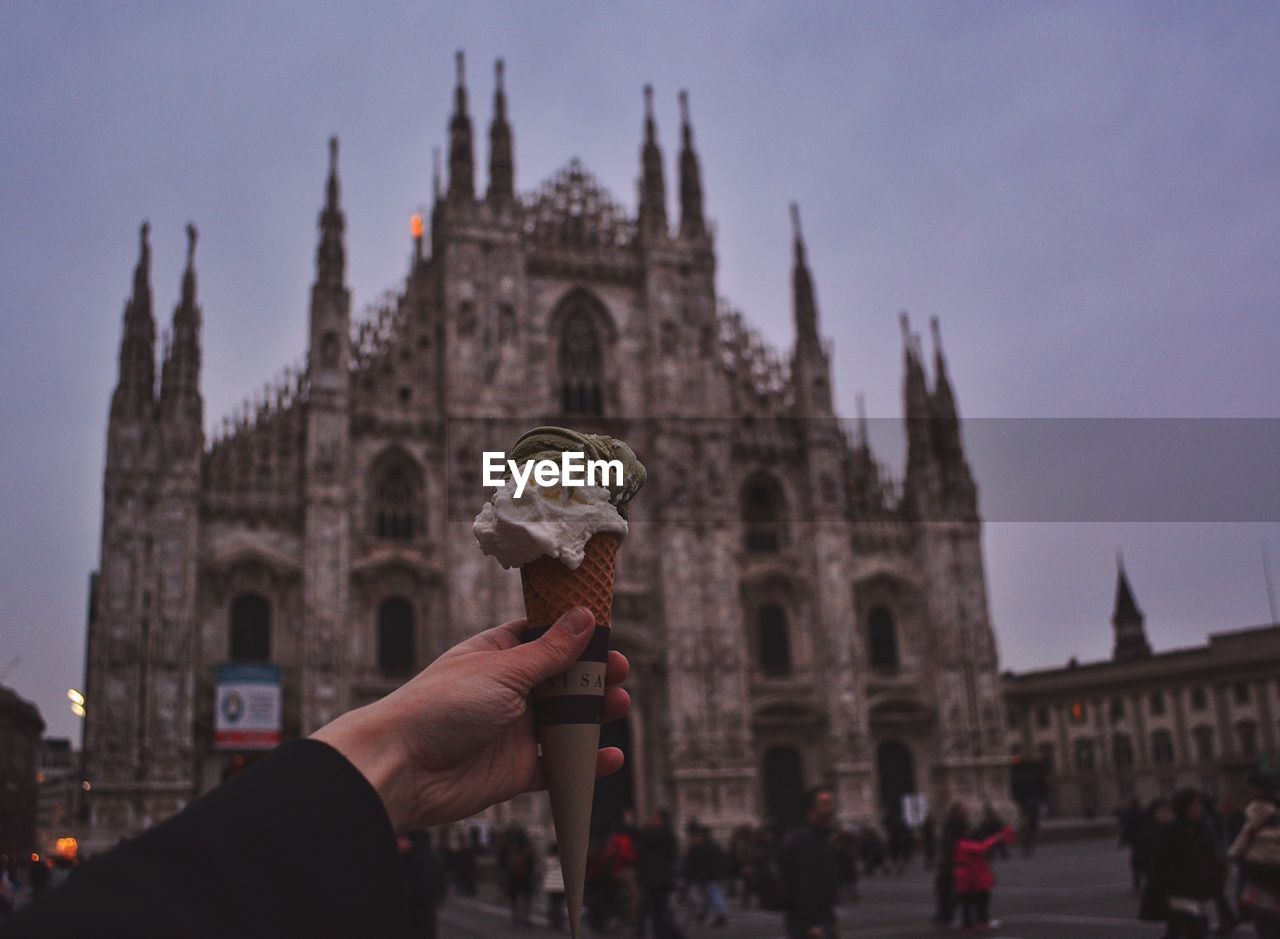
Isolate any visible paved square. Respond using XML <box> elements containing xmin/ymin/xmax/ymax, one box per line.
<box><xmin>438</xmin><ymin>836</ymin><xmax>1174</xmax><ymax>938</ymax></box>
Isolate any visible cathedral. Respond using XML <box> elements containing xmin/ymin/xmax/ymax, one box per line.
<box><xmin>82</xmin><ymin>52</ymin><xmax>1009</xmax><ymax>850</ymax></box>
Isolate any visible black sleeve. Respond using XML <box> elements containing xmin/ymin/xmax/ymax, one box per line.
<box><xmin>780</xmin><ymin>832</ymin><xmax>820</xmax><ymax>926</ymax></box>
<box><xmin>2</xmin><ymin>740</ymin><xmax>406</xmax><ymax>939</ymax></box>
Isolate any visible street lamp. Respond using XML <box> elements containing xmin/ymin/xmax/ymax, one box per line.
<box><xmin>67</xmin><ymin>688</ymin><xmax>85</xmax><ymax>718</ymax></box>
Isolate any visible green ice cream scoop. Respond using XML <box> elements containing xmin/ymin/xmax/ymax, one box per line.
<box><xmin>510</xmin><ymin>425</ymin><xmax>646</xmax><ymax>512</ymax></box>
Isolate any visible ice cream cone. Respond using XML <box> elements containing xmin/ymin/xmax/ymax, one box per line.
<box><xmin>520</xmin><ymin>532</ymin><xmax>620</xmax><ymax>938</ymax></box>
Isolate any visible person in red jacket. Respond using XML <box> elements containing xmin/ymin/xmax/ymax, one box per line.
<box><xmin>953</xmin><ymin>822</ymin><xmax>1017</xmax><ymax>930</ymax></box>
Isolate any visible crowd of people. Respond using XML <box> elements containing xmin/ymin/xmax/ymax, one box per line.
<box><xmin>1120</xmin><ymin>774</ymin><xmax>1280</xmax><ymax>939</ymax></box>
<box><xmin>6</xmin><ymin>783</ymin><xmax>1276</xmax><ymax>937</ymax></box>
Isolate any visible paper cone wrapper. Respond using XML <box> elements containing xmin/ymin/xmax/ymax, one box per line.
<box><xmin>520</xmin><ymin>532</ymin><xmax>620</xmax><ymax>938</ymax></box>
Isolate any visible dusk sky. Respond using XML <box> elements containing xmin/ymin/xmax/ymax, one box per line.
<box><xmin>3</xmin><ymin>2</ymin><xmax>1279</xmax><ymax>740</ymax></box>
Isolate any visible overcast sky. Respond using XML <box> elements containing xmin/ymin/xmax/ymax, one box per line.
<box><xmin>3</xmin><ymin>2</ymin><xmax>1279</xmax><ymax>740</ymax></box>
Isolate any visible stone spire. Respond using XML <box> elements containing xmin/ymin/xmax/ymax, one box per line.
<box><xmin>447</xmin><ymin>50</ymin><xmax>475</xmax><ymax>203</ymax></box>
<box><xmin>637</xmin><ymin>84</ymin><xmax>667</xmax><ymax>238</ymax></box>
<box><xmin>677</xmin><ymin>90</ymin><xmax>705</xmax><ymax>239</ymax></box>
<box><xmin>487</xmin><ymin>58</ymin><xmax>514</xmax><ymax>205</ymax></box>
<box><xmin>111</xmin><ymin>221</ymin><xmax>157</xmax><ymax>421</ymax></box>
<box><xmin>901</xmin><ymin>312</ymin><xmax>933</xmax><ymax>476</ymax></box>
<box><xmin>929</xmin><ymin>317</ymin><xmax>963</xmax><ymax>463</ymax></box>
<box><xmin>791</xmin><ymin>203</ymin><xmax>820</xmax><ymax>349</ymax></box>
<box><xmin>159</xmin><ymin>223</ymin><xmax>203</xmax><ymax>431</ymax></box>
<box><xmin>789</xmin><ymin>204</ymin><xmax>832</xmax><ymax>416</ymax></box>
<box><xmin>1112</xmin><ymin>555</ymin><xmax>1152</xmax><ymax>661</ymax></box>
<box><xmin>316</xmin><ymin>136</ymin><xmax>345</xmax><ymax>289</ymax></box>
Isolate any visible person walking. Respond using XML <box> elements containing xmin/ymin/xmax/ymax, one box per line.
<box><xmin>1150</xmin><ymin>789</ymin><xmax>1226</xmax><ymax>939</ymax></box>
<box><xmin>543</xmin><ymin>843</ymin><xmax>567</xmax><ymax>931</ymax></box>
<box><xmin>399</xmin><ymin>830</ymin><xmax>443</xmax><ymax>939</ymax></box>
<box><xmin>500</xmin><ymin>826</ymin><xmax>536</xmax><ymax>927</ymax></box>
<box><xmin>921</xmin><ymin>812</ymin><xmax>937</xmax><ymax>870</ymax></box>
<box><xmin>1120</xmin><ymin>796</ymin><xmax>1155</xmax><ymax>894</ymax></box>
<box><xmin>636</xmin><ymin>809</ymin><xmax>685</xmax><ymax>938</ymax></box>
<box><xmin>932</xmin><ymin>802</ymin><xmax>968</xmax><ymax>927</ymax></box>
<box><xmin>1019</xmin><ymin>799</ymin><xmax>1041</xmax><ymax>859</ymax></box>
<box><xmin>953</xmin><ymin>823</ymin><xmax>1017</xmax><ymax>930</ymax></box>
<box><xmin>1229</xmin><ymin>776</ymin><xmax>1280</xmax><ymax>939</ymax></box>
<box><xmin>601</xmin><ymin>814</ymin><xmax>642</xmax><ymax>930</ymax></box>
<box><xmin>683</xmin><ymin>823</ymin><xmax>728</xmax><ymax>927</ymax></box>
<box><xmin>779</xmin><ymin>787</ymin><xmax>839</xmax><ymax>939</ymax></box>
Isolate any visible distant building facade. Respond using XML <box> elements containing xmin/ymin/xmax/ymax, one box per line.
<box><xmin>0</xmin><ymin>684</ymin><xmax>44</xmax><ymax>857</ymax></box>
<box><xmin>1004</xmin><ymin>565</ymin><xmax>1280</xmax><ymax>817</ymax></box>
<box><xmin>36</xmin><ymin>737</ymin><xmax>86</xmax><ymax>856</ymax></box>
<box><xmin>82</xmin><ymin>54</ymin><xmax>1009</xmax><ymax>849</ymax></box>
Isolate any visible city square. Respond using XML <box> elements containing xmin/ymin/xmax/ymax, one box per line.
<box><xmin>438</xmin><ymin>836</ymin><xmax>1162</xmax><ymax>938</ymax></box>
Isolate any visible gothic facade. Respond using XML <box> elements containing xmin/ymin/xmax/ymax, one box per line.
<box><xmin>83</xmin><ymin>54</ymin><xmax>1009</xmax><ymax>849</ymax></box>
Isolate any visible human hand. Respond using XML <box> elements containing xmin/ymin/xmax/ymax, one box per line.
<box><xmin>312</xmin><ymin>606</ymin><xmax>629</xmax><ymax>832</ymax></box>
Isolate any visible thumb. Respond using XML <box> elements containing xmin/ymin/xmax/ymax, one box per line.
<box><xmin>505</xmin><ymin>606</ymin><xmax>596</xmax><ymax>690</ymax></box>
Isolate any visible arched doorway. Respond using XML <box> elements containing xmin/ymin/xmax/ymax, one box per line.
<box><xmin>876</xmin><ymin>740</ymin><xmax>915</xmax><ymax>819</ymax></box>
<box><xmin>764</xmin><ymin>746</ymin><xmax>805</xmax><ymax>830</ymax></box>
<box><xmin>592</xmin><ymin>716</ymin><xmax>634</xmax><ymax>835</ymax></box>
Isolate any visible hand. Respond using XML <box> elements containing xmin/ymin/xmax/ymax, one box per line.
<box><xmin>312</xmin><ymin>606</ymin><xmax>630</xmax><ymax>831</ymax></box>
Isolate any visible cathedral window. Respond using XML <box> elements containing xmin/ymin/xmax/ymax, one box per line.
<box><xmin>867</xmin><ymin>606</ymin><xmax>899</xmax><ymax>672</ymax></box>
<box><xmin>742</xmin><ymin>475</ymin><xmax>786</xmax><ymax>553</ymax></box>
<box><xmin>1237</xmin><ymin>720</ymin><xmax>1258</xmax><ymax>759</ymax></box>
<box><xmin>1074</xmin><ymin>739</ymin><xmax>1095</xmax><ymax>773</ymax></box>
<box><xmin>1037</xmin><ymin>742</ymin><xmax>1055</xmax><ymax>770</ymax></box>
<box><xmin>371</xmin><ymin>450</ymin><xmax>423</xmax><ymax>541</ymax></box>
<box><xmin>378</xmin><ymin>597</ymin><xmax>415</xmax><ymax>676</ymax></box>
<box><xmin>757</xmin><ymin>604</ymin><xmax>791</xmax><ymax>677</ymax></box>
<box><xmin>1112</xmin><ymin>734</ymin><xmax>1134</xmax><ymax>769</ymax></box>
<box><xmin>1191</xmin><ymin>686</ymin><xmax>1208</xmax><ymax>711</ymax></box>
<box><xmin>1151</xmin><ymin>730</ymin><xmax>1175</xmax><ymax>764</ymax></box>
<box><xmin>1193</xmin><ymin>726</ymin><xmax>1215</xmax><ymax>763</ymax></box>
<box><xmin>558</xmin><ymin>302</ymin><xmax>604</xmax><ymax>417</ymax></box>
<box><xmin>229</xmin><ymin>593</ymin><xmax>271</xmax><ymax>663</ymax></box>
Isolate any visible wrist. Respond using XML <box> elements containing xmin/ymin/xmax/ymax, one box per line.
<box><xmin>311</xmin><ymin>703</ymin><xmax>413</xmax><ymax>831</ymax></box>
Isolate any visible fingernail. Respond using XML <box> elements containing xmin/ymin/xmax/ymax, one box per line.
<box><xmin>564</xmin><ymin>607</ymin><xmax>593</xmax><ymax>635</ymax></box>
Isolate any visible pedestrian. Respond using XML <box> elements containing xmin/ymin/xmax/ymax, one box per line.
<box><xmin>0</xmin><ymin>868</ymin><xmax>14</xmax><ymax>924</ymax></box>
<box><xmin>1149</xmin><ymin>788</ymin><xmax>1226</xmax><ymax>939</ymax></box>
<box><xmin>543</xmin><ymin>843</ymin><xmax>566</xmax><ymax>930</ymax></box>
<box><xmin>1019</xmin><ymin>799</ymin><xmax>1041</xmax><ymax>859</ymax></box>
<box><xmin>683</xmin><ymin>823</ymin><xmax>728</xmax><ymax>927</ymax></box>
<box><xmin>921</xmin><ymin>812</ymin><xmax>937</xmax><ymax>870</ymax></box>
<box><xmin>600</xmin><ymin>813</ymin><xmax>641</xmax><ymax>928</ymax></box>
<box><xmin>500</xmin><ymin>825</ymin><xmax>536</xmax><ymax>927</ymax></box>
<box><xmin>885</xmin><ymin>813</ymin><xmax>914</xmax><ymax>876</ymax></box>
<box><xmin>977</xmin><ymin>803</ymin><xmax>1009</xmax><ymax>862</ymax></box>
<box><xmin>24</xmin><ymin>856</ymin><xmax>48</xmax><ymax>903</ymax></box>
<box><xmin>779</xmin><ymin>786</ymin><xmax>839</xmax><ymax>939</ymax></box>
<box><xmin>1203</xmin><ymin>794</ymin><xmax>1240</xmax><ymax>936</ymax></box>
<box><xmin>833</xmin><ymin>827</ymin><xmax>859</xmax><ymax>901</ymax></box>
<box><xmin>1119</xmin><ymin>796</ymin><xmax>1154</xmax><ymax>894</ymax></box>
<box><xmin>0</xmin><ymin>606</ymin><xmax>632</xmax><ymax>938</ymax></box>
<box><xmin>636</xmin><ymin>809</ymin><xmax>685</xmax><ymax>938</ymax></box>
<box><xmin>953</xmin><ymin>822</ymin><xmax>1016</xmax><ymax>930</ymax></box>
<box><xmin>400</xmin><ymin>830</ymin><xmax>443</xmax><ymax>939</ymax></box>
<box><xmin>932</xmin><ymin>802</ymin><xmax>968</xmax><ymax>926</ymax></box>
<box><xmin>1229</xmin><ymin>776</ymin><xmax>1280</xmax><ymax>939</ymax></box>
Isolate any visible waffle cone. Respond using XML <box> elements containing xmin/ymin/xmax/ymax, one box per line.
<box><xmin>520</xmin><ymin>531</ymin><xmax>620</xmax><ymax>628</ymax></box>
